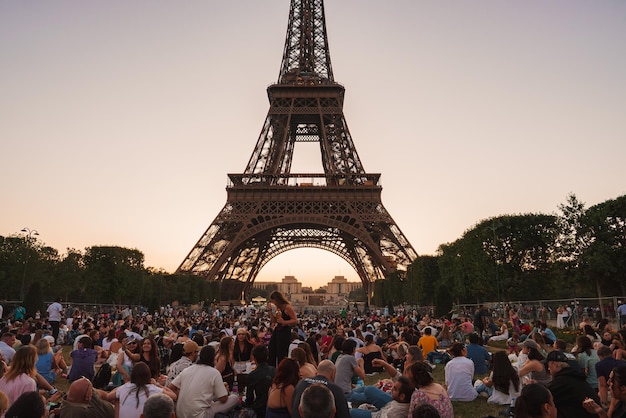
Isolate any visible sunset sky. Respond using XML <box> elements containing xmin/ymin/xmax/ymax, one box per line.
<box><xmin>2</xmin><ymin>1</ymin><xmax>625</xmax><ymax>289</ymax></box>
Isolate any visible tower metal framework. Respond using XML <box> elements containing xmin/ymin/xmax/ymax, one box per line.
<box><xmin>177</xmin><ymin>0</ymin><xmax>417</xmax><ymax>296</ymax></box>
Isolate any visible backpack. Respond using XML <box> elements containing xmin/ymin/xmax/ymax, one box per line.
<box><xmin>93</xmin><ymin>363</ymin><xmax>112</xmax><ymax>389</ymax></box>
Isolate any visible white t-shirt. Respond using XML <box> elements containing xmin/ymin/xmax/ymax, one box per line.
<box><xmin>116</xmin><ymin>382</ymin><xmax>163</xmax><ymax>418</ymax></box>
<box><xmin>445</xmin><ymin>356</ymin><xmax>478</xmax><ymax>401</ymax></box>
<box><xmin>47</xmin><ymin>302</ymin><xmax>63</xmax><ymax>321</ymax></box>
<box><xmin>102</xmin><ymin>337</ymin><xmax>118</xmax><ymax>351</ymax></box>
<box><xmin>171</xmin><ymin>364</ymin><xmax>228</xmax><ymax>418</ymax></box>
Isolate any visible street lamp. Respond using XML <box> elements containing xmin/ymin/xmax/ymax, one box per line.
<box><xmin>20</xmin><ymin>227</ymin><xmax>39</xmax><ymax>302</ymax></box>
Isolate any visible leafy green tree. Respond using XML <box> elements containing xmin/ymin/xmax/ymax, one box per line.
<box><xmin>24</xmin><ymin>280</ymin><xmax>45</xmax><ymax>317</ymax></box>
<box><xmin>407</xmin><ymin>256</ymin><xmax>439</xmax><ymax>306</ymax></box>
<box><xmin>83</xmin><ymin>246</ymin><xmax>146</xmax><ymax>304</ymax></box>
<box><xmin>0</xmin><ymin>235</ymin><xmax>29</xmax><ymax>300</ymax></box>
<box><xmin>52</xmin><ymin>249</ymin><xmax>84</xmax><ymax>301</ymax></box>
<box><xmin>438</xmin><ymin>214</ymin><xmax>559</xmax><ymax>303</ymax></box>
<box><xmin>579</xmin><ymin>195</ymin><xmax>626</xmax><ymax>299</ymax></box>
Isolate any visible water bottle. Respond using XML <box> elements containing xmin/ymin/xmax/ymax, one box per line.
<box><xmin>509</xmin><ymin>397</ymin><xmax>516</xmax><ymax>417</ymax></box>
<box><xmin>356</xmin><ymin>377</ymin><xmax>364</xmax><ymax>387</ymax></box>
<box><xmin>232</xmin><ymin>375</ymin><xmax>238</xmax><ymax>396</ymax></box>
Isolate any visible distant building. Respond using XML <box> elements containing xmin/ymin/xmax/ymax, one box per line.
<box><xmin>254</xmin><ymin>275</ymin><xmax>362</xmax><ymax>306</ymax></box>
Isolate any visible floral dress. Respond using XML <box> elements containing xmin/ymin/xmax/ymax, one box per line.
<box><xmin>408</xmin><ymin>386</ymin><xmax>454</xmax><ymax>418</ymax></box>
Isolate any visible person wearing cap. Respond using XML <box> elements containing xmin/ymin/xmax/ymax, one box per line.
<box><xmin>165</xmin><ymin>340</ymin><xmax>199</xmax><ymax>386</ymax></box>
<box><xmin>518</xmin><ymin>339</ymin><xmax>551</xmax><ymax>386</ymax></box>
<box><xmin>115</xmin><ymin>334</ymin><xmax>141</xmax><ymax>385</ymax></box>
<box><xmin>546</xmin><ymin>350</ymin><xmax>599</xmax><ymax>418</ymax></box>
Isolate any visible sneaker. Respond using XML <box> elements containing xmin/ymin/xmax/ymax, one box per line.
<box><xmin>428</xmin><ymin>362</ymin><xmax>436</xmax><ymax>370</ymax></box>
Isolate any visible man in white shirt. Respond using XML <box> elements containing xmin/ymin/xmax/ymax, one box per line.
<box><xmin>167</xmin><ymin>345</ymin><xmax>238</xmax><ymax>418</ymax></box>
<box><xmin>445</xmin><ymin>342</ymin><xmax>478</xmax><ymax>401</ymax></box>
<box><xmin>47</xmin><ymin>298</ymin><xmax>64</xmax><ymax>344</ymax></box>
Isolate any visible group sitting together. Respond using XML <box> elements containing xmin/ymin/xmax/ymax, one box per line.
<box><xmin>1</xmin><ymin>300</ymin><xmax>626</xmax><ymax>418</ymax></box>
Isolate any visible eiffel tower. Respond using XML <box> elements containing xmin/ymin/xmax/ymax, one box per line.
<box><xmin>177</xmin><ymin>0</ymin><xmax>417</xmax><ymax>298</ymax></box>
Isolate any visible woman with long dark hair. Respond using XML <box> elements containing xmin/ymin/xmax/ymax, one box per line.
<box><xmin>514</xmin><ymin>383</ymin><xmax>557</xmax><ymax>418</ymax></box>
<box><xmin>266</xmin><ymin>358</ymin><xmax>300</xmax><ymax>418</ymax></box>
<box><xmin>408</xmin><ymin>361</ymin><xmax>454</xmax><ymax>418</ymax></box>
<box><xmin>518</xmin><ymin>340</ymin><xmax>551</xmax><ymax>386</ymax></box>
<box><xmin>267</xmin><ymin>291</ymin><xmax>298</xmax><ymax>367</ymax></box>
<box><xmin>106</xmin><ymin>362</ymin><xmax>176</xmax><ymax>418</ymax></box>
<box><xmin>138</xmin><ymin>335</ymin><xmax>161</xmax><ymax>380</ymax></box>
<box><xmin>475</xmin><ymin>350</ymin><xmax>521</xmax><ymax>405</ymax></box>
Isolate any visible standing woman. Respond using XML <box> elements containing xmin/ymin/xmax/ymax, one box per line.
<box><xmin>0</xmin><ymin>345</ymin><xmax>37</xmax><ymax>409</ymax></box>
<box><xmin>268</xmin><ymin>291</ymin><xmax>298</xmax><ymax>367</ymax></box>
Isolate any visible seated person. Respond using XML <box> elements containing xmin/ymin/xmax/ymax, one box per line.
<box><xmin>356</xmin><ymin>335</ymin><xmax>384</xmax><ymax>375</ymax></box>
<box><xmin>68</xmin><ymin>336</ymin><xmax>99</xmax><ymax>382</ymax></box>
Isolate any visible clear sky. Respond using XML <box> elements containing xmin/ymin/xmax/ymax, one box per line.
<box><xmin>2</xmin><ymin>1</ymin><xmax>625</xmax><ymax>290</ymax></box>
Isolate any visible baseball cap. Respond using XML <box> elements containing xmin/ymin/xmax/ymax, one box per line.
<box><xmin>126</xmin><ymin>335</ymin><xmax>142</xmax><ymax>344</ymax></box>
<box><xmin>545</xmin><ymin>350</ymin><xmax>568</xmax><ymax>363</ymax></box>
<box><xmin>521</xmin><ymin>339</ymin><xmax>539</xmax><ymax>349</ymax></box>
<box><xmin>44</xmin><ymin>335</ymin><xmax>55</xmax><ymax>344</ymax></box>
<box><xmin>183</xmin><ymin>340</ymin><xmax>200</xmax><ymax>355</ymax></box>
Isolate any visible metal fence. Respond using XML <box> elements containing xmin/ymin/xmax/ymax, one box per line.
<box><xmin>453</xmin><ymin>296</ymin><xmax>626</xmax><ymax>328</ymax></box>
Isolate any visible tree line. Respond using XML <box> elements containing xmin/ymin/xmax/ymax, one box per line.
<box><xmin>372</xmin><ymin>193</ymin><xmax>626</xmax><ymax>316</ymax></box>
<box><xmin>1</xmin><ymin>193</ymin><xmax>624</xmax><ymax>317</ymax></box>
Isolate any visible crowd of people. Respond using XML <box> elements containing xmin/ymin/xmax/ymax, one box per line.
<box><xmin>1</xmin><ymin>296</ymin><xmax>626</xmax><ymax>418</ymax></box>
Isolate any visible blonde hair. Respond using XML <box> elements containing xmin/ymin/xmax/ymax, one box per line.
<box><xmin>4</xmin><ymin>345</ymin><xmax>37</xmax><ymax>381</ymax></box>
<box><xmin>36</xmin><ymin>338</ymin><xmax>51</xmax><ymax>355</ymax></box>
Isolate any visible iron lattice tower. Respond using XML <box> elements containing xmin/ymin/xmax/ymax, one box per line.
<box><xmin>177</xmin><ymin>0</ymin><xmax>417</xmax><ymax>296</ymax></box>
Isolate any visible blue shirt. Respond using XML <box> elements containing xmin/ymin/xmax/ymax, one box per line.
<box><xmin>465</xmin><ymin>343</ymin><xmax>490</xmax><ymax>375</ymax></box>
<box><xmin>543</xmin><ymin>328</ymin><xmax>556</xmax><ymax>342</ymax></box>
